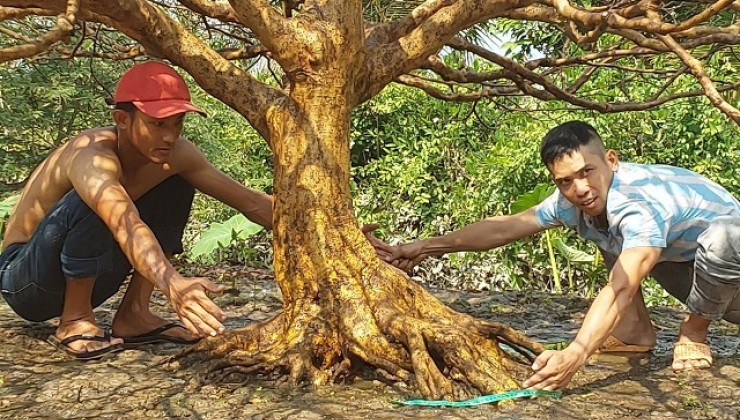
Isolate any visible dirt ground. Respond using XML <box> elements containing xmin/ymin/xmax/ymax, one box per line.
<box><xmin>0</xmin><ymin>264</ymin><xmax>738</xmax><ymax>419</ymax></box>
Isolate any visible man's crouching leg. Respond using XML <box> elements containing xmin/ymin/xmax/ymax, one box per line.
<box><xmin>110</xmin><ymin>175</ymin><xmax>199</xmax><ymax>345</ymax></box>
<box><xmin>0</xmin><ymin>189</ymin><xmax>127</xmax><ymax>357</ymax></box>
<box><xmin>600</xmin><ymin>252</ymin><xmax>656</xmax><ymax>351</ymax></box>
<box><xmin>674</xmin><ymin>216</ymin><xmax>740</xmax><ymax>371</ymax></box>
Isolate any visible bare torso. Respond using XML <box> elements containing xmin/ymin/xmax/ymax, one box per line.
<box><xmin>3</xmin><ymin>127</ymin><xmax>182</xmax><ymax>249</ymax></box>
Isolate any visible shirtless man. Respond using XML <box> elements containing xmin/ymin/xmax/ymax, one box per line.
<box><xmin>0</xmin><ymin>61</ymin><xmax>273</xmax><ymax>359</ymax></box>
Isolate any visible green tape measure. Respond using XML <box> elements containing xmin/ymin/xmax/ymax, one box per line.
<box><xmin>395</xmin><ymin>388</ymin><xmax>562</xmax><ymax>407</ymax></box>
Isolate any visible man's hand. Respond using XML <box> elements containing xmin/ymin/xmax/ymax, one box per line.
<box><xmin>361</xmin><ymin>223</ymin><xmax>394</xmax><ymax>259</ymax></box>
<box><xmin>166</xmin><ymin>275</ymin><xmax>227</xmax><ymax>337</ymax></box>
<box><xmin>360</xmin><ymin>223</ymin><xmax>428</xmax><ymax>271</ymax></box>
<box><xmin>522</xmin><ymin>346</ymin><xmax>586</xmax><ymax>390</ymax></box>
<box><xmin>387</xmin><ymin>242</ymin><xmax>428</xmax><ymax>271</ymax></box>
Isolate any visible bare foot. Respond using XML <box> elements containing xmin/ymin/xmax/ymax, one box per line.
<box><xmin>112</xmin><ymin>310</ymin><xmax>199</xmax><ymax>342</ymax></box>
<box><xmin>672</xmin><ymin>314</ymin><xmax>712</xmax><ymax>372</ymax></box>
<box><xmin>609</xmin><ymin>288</ymin><xmax>656</xmax><ymax>349</ymax></box>
<box><xmin>55</xmin><ymin>318</ymin><xmax>124</xmax><ymax>355</ymax></box>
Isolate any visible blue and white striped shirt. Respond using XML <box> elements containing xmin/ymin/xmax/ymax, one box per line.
<box><xmin>535</xmin><ymin>162</ymin><xmax>740</xmax><ymax>262</ymax></box>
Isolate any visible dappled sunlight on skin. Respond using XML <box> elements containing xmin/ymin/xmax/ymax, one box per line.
<box><xmin>2</xmin><ymin>130</ymin><xmax>111</xmax><ymax>250</ymax></box>
<box><xmin>2</xmin><ymin>106</ymin><xmax>238</xmax><ymax>342</ymax></box>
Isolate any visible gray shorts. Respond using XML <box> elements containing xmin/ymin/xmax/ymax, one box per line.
<box><xmin>605</xmin><ymin>216</ymin><xmax>740</xmax><ymax>324</ymax></box>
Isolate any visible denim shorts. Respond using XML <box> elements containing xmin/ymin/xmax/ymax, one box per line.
<box><xmin>0</xmin><ymin>175</ymin><xmax>194</xmax><ymax>321</ymax></box>
<box><xmin>604</xmin><ymin>216</ymin><xmax>740</xmax><ymax>324</ymax></box>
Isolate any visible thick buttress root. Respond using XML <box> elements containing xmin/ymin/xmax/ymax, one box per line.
<box><xmin>174</xmin><ymin>260</ymin><xmax>543</xmax><ymax>401</ymax></box>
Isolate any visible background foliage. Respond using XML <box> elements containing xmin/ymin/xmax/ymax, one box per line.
<box><xmin>1</xmin><ymin>57</ymin><xmax>737</xmax><ymax>305</ymax></box>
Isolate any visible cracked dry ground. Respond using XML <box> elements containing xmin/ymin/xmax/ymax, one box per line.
<box><xmin>0</xmin><ymin>263</ymin><xmax>738</xmax><ymax>419</ymax></box>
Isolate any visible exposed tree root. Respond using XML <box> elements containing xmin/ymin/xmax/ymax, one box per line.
<box><xmin>174</xmin><ymin>258</ymin><xmax>544</xmax><ymax>402</ymax></box>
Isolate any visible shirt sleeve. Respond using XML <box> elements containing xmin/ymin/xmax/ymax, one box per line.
<box><xmin>615</xmin><ymin>200</ymin><xmax>668</xmax><ymax>250</ymax></box>
<box><xmin>534</xmin><ymin>190</ymin><xmax>566</xmax><ymax>229</ymax></box>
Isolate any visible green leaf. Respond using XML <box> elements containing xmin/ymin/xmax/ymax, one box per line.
<box><xmin>510</xmin><ymin>184</ymin><xmax>555</xmax><ymax>214</ymax></box>
<box><xmin>552</xmin><ymin>237</ymin><xmax>594</xmax><ymax>263</ymax></box>
<box><xmin>190</xmin><ymin>221</ymin><xmax>233</xmax><ymax>259</ymax></box>
<box><xmin>0</xmin><ymin>194</ymin><xmax>20</xmax><ymax>219</ymax></box>
<box><xmin>222</xmin><ymin>214</ymin><xmax>263</xmax><ymax>240</ymax></box>
<box><xmin>190</xmin><ymin>214</ymin><xmax>263</xmax><ymax>260</ymax></box>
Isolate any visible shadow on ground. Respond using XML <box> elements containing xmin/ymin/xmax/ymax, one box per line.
<box><xmin>1</xmin><ymin>263</ymin><xmax>737</xmax><ymax>419</ymax></box>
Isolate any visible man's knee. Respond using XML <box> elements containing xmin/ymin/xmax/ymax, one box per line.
<box><xmin>695</xmin><ymin>216</ymin><xmax>740</xmax><ymax>283</ymax></box>
<box><xmin>687</xmin><ymin>217</ymin><xmax>740</xmax><ymax>321</ymax></box>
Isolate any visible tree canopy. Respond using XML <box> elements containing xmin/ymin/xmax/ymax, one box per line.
<box><xmin>1</xmin><ymin>1</ymin><xmax>738</xmax><ymax>126</ymax></box>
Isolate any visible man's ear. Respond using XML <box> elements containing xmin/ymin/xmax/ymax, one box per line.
<box><xmin>112</xmin><ymin>109</ymin><xmax>131</xmax><ymax>129</ymax></box>
<box><xmin>605</xmin><ymin>149</ymin><xmax>619</xmax><ymax>171</ymax></box>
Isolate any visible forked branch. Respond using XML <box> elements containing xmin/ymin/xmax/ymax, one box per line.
<box><xmin>0</xmin><ymin>0</ymin><xmax>77</xmax><ymax>62</ymax></box>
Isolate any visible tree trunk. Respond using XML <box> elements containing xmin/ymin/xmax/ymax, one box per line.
<box><xmin>183</xmin><ymin>78</ymin><xmax>542</xmax><ymax>402</ymax></box>
<box><xmin>178</xmin><ymin>3</ymin><xmax>542</xmax><ymax>402</ymax></box>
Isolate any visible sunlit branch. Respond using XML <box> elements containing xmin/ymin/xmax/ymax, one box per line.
<box><xmin>609</xmin><ymin>25</ymin><xmax>740</xmax><ymax>52</ymax></box>
<box><xmin>443</xmin><ymin>36</ymin><xmax>740</xmax><ymax>112</ymax></box>
<box><xmin>177</xmin><ymin>0</ymin><xmax>240</xmax><ymax>23</ymax></box>
<box><xmin>587</xmin><ymin>61</ymin><xmax>679</xmax><ymax>75</ymax></box>
<box><xmin>566</xmin><ymin>64</ymin><xmax>602</xmax><ymax>94</ymax></box>
<box><xmin>564</xmin><ymin>20</ymin><xmax>607</xmax><ymax>45</ymax></box>
<box><xmin>397</xmin><ymin>74</ymin><xmax>520</xmax><ymax>101</ymax></box>
<box><xmin>51</xmin><ymin>43</ymin><xmax>146</xmax><ymax>59</ymax></box>
<box><xmin>397</xmin><ymin>71</ymin><xmax>736</xmax><ymax>111</ymax></box>
<box><xmin>378</xmin><ymin>0</ymin><xmax>456</xmax><ymax>44</ymax></box>
<box><xmin>683</xmin><ymin>0</ymin><xmax>740</xmax><ymax>11</ymax></box>
<box><xmin>0</xmin><ymin>0</ymin><xmax>77</xmax><ymax>62</ymax></box>
<box><xmin>422</xmin><ymin>55</ymin><xmax>509</xmax><ymax>83</ymax></box>
<box><xmin>0</xmin><ymin>6</ymin><xmax>53</xmax><ymax>19</ymax></box>
<box><xmin>365</xmin><ymin>0</ymin><xmax>535</xmax><ymax>100</ymax></box>
<box><xmin>504</xmin><ymin>2</ymin><xmax>739</xmax><ymax>43</ymax></box>
<box><xmin>546</xmin><ymin>0</ymin><xmax>736</xmax><ymax>35</ymax></box>
<box><xmin>675</xmin><ymin>22</ymin><xmax>740</xmax><ymax>39</ymax></box>
<box><xmin>228</xmin><ymin>0</ymin><xmax>289</xmax><ymax>54</ymax></box>
<box><xmin>527</xmin><ymin>48</ymin><xmax>658</xmax><ymax>68</ymax></box>
<box><xmin>659</xmin><ymin>32</ymin><xmax>740</xmax><ymax>123</ymax></box>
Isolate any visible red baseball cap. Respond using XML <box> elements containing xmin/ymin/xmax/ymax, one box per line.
<box><xmin>113</xmin><ymin>61</ymin><xmax>206</xmax><ymax>118</ymax></box>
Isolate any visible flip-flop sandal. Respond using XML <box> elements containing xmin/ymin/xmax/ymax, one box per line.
<box><xmin>118</xmin><ymin>322</ymin><xmax>201</xmax><ymax>347</ymax></box>
<box><xmin>672</xmin><ymin>342</ymin><xmax>712</xmax><ymax>371</ymax></box>
<box><xmin>48</xmin><ymin>331</ymin><xmax>123</xmax><ymax>360</ymax></box>
<box><xmin>597</xmin><ymin>335</ymin><xmax>654</xmax><ymax>353</ymax></box>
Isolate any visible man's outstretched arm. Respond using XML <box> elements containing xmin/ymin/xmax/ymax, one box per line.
<box><xmin>523</xmin><ymin>246</ymin><xmax>661</xmax><ymax>390</ymax></box>
<box><xmin>383</xmin><ymin>207</ymin><xmax>546</xmax><ymax>271</ymax></box>
<box><xmin>67</xmin><ymin>147</ymin><xmax>226</xmax><ymax>337</ymax></box>
<box><xmin>177</xmin><ymin>140</ymin><xmax>273</xmax><ymax>229</ymax></box>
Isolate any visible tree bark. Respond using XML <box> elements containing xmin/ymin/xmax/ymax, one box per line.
<box><xmin>186</xmin><ymin>91</ymin><xmax>543</xmax><ymax>396</ymax></box>
<box><xmin>179</xmin><ymin>3</ymin><xmax>542</xmax><ymax>400</ymax></box>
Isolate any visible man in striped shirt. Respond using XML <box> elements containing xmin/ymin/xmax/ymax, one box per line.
<box><xmin>378</xmin><ymin>121</ymin><xmax>740</xmax><ymax>390</ymax></box>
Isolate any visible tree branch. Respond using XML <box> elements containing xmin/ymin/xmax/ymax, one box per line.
<box><xmin>421</xmin><ymin>55</ymin><xmax>510</xmax><ymax>84</ymax></box>
<box><xmin>648</xmin><ymin>7</ymin><xmax>740</xmax><ymax>124</ymax></box>
<box><xmin>0</xmin><ymin>0</ymin><xmax>285</xmax><ymax>141</ymax></box>
<box><xmin>546</xmin><ymin>0</ymin><xmax>736</xmax><ymax>35</ymax></box>
<box><xmin>365</xmin><ymin>0</ymin><xmax>534</xmax><ymax>101</ymax></box>
<box><xmin>397</xmin><ymin>74</ymin><xmax>519</xmax><ymax>102</ymax></box>
<box><xmin>228</xmin><ymin>0</ymin><xmax>288</xmax><ymax>55</ymax></box>
<box><xmin>440</xmin><ymin>36</ymin><xmax>740</xmax><ymax>113</ymax></box>
<box><xmin>368</xmin><ymin>0</ymin><xmax>456</xmax><ymax>45</ymax></box>
<box><xmin>0</xmin><ymin>0</ymin><xmax>77</xmax><ymax>62</ymax></box>
<box><xmin>177</xmin><ymin>0</ymin><xmax>239</xmax><ymax>23</ymax></box>
<box><xmin>0</xmin><ymin>6</ymin><xmax>54</xmax><ymax>19</ymax></box>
